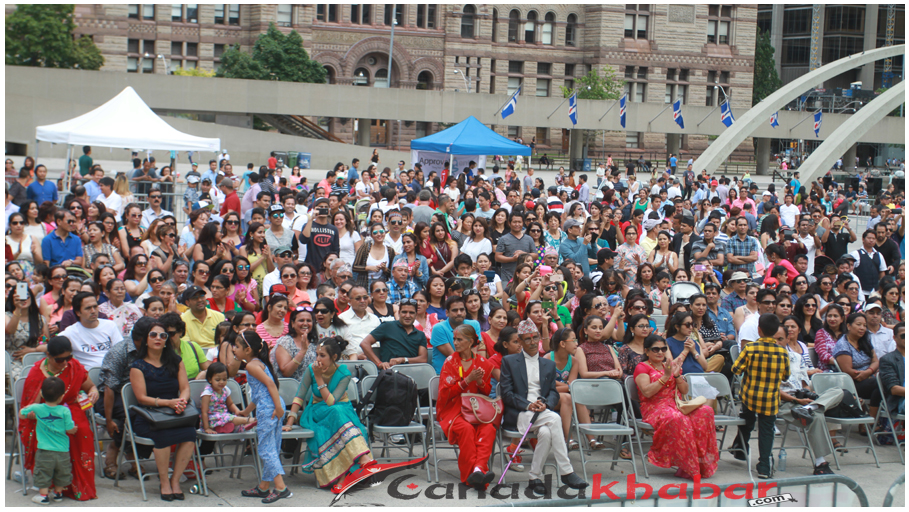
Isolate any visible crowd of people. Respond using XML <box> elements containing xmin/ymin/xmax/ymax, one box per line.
<box><xmin>4</xmin><ymin>149</ymin><xmax>905</xmax><ymax>503</ymax></box>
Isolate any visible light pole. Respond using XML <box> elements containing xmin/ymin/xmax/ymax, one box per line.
<box><xmin>829</xmin><ymin>100</ymin><xmax>863</xmax><ymax>114</ymax></box>
<box><xmin>144</xmin><ymin>53</ymin><xmax>171</xmax><ymax>74</ymax></box>
<box><xmin>387</xmin><ymin>5</ymin><xmax>396</xmax><ymax>89</ymax></box>
<box><xmin>452</xmin><ymin>68</ymin><xmax>470</xmax><ymax>93</ymax></box>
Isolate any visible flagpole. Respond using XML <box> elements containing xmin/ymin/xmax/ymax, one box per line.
<box><xmin>493</xmin><ymin>80</ymin><xmax>523</xmax><ymax>117</ymax></box>
<box><xmin>788</xmin><ymin>108</ymin><xmax>823</xmax><ymax>136</ymax></box>
<box><xmin>646</xmin><ymin>103</ymin><xmax>673</xmax><ymax>132</ymax></box>
<box><xmin>696</xmin><ymin>105</ymin><xmax>721</xmax><ymax>127</ymax></box>
<box><xmin>547</xmin><ymin>89</ymin><xmax>577</xmax><ymax>119</ymax></box>
<box><xmin>598</xmin><ymin>100</ymin><xmax>619</xmax><ymax>122</ymax></box>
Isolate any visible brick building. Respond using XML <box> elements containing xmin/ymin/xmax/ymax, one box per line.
<box><xmin>29</xmin><ymin>4</ymin><xmax>760</xmax><ymax>159</ymax></box>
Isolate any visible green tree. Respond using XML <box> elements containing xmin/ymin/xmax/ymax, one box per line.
<box><xmin>5</xmin><ymin>4</ymin><xmax>104</xmax><ymax>70</ymax></box>
<box><xmin>171</xmin><ymin>67</ymin><xmax>217</xmax><ymax>78</ymax></box>
<box><xmin>752</xmin><ymin>30</ymin><xmax>782</xmax><ymax>106</ymax></box>
<box><xmin>560</xmin><ymin>66</ymin><xmax>625</xmax><ymax>100</ymax></box>
<box><xmin>216</xmin><ymin>24</ymin><xmax>327</xmax><ymax>83</ymax></box>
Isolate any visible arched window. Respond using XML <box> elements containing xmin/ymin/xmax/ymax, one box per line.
<box><xmin>566</xmin><ymin>13</ymin><xmax>578</xmax><ymax>47</ymax></box>
<box><xmin>542</xmin><ymin>12</ymin><xmax>555</xmax><ymax>45</ymax></box>
<box><xmin>323</xmin><ymin>65</ymin><xmax>335</xmax><ymax>84</ymax></box>
<box><xmin>354</xmin><ymin>67</ymin><xmax>369</xmax><ymax>86</ymax></box>
<box><xmin>374</xmin><ymin>68</ymin><xmax>388</xmax><ymax>88</ymax></box>
<box><xmin>508</xmin><ymin>9</ymin><xmax>520</xmax><ymax>43</ymax></box>
<box><xmin>461</xmin><ymin>5</ymin><xmax>475</xmax><ymax>38</ymax></box>
<box><xmin>525</xmin><ymin>11</ymin><xmax>537</xmax><ymax>44</ymax></box>
<box><xmin>492</xmin><ymin>9</ymin><xmax>498</xmax><ymax>42</ymax></box>
<box><xmin>417</xmin><ymin>71</ymin><xmax>433</xmax><ymax>90</ymax></box>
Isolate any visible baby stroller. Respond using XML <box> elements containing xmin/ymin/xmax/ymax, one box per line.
<box><xmin>354</xmin><ymin>198</ymin><xmax>372</xmax><ymax>232</ymax></box>
<box><xmin>669</xmin><ymin>281</ymin><xmax>702</xmax><ymax>306</ymax></box>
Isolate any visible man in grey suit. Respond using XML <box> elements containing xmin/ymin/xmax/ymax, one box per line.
<box><xmin>500</xmin><ymin>320</ymin><xmax>587</xmax><ymax>495</ymax></box>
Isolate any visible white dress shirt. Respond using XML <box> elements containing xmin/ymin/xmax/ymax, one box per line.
<box><xmin>523</xmin><ymin>350</ymin><xmax>541</xmax><ymax>404</ymax></box>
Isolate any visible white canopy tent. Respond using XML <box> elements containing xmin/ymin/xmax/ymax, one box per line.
<box><xmin>35</xmin><ymin>86</ymin><xmax>220</xmax><ymax>190</ymax></box>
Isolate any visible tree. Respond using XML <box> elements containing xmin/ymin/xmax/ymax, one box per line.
<box><xmin>560</xmin><ymin>65</ymin><xmax>625</xmax><ymax>100</ymax></box>
<box><xmin>171</xmin><ymin>67</ymin><xmax>217</xmax><ymax>78</ymax></box>
<box><xmin>216</xmin><ymin>23</ymin><xmax>327</xmax><ymax>83</ymax></box>
<box><xmin>5</xmin><ymin>4</ymin><xmax>104</xmax><ymax>70</ymax></box>
<box><xmin>752</xmin><ymin>30</ymin><xmax>782</xmax><ymax>106</ymax></box>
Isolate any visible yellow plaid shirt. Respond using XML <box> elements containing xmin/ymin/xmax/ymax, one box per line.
<box><xmin>732</xmin><ymin>338</ymin><xmax>790</xmax><ymax>416</ymax></box>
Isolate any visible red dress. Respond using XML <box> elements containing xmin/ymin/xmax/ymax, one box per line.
<box><xmin>437</xmin><ymin>354</ymin><xmax>497</xmax><ymax>484</ymax></box>
<box><xmin>633</xmin><ymin>361</ymin><xmax>718</xmax><ymax>479</ymax></box>
<box><xmin>19</xmin><ymin>359</ymin><xmax>97</xmax><ymax>500</ymax></box>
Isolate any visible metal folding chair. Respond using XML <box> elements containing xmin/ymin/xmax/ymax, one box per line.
<box><xmin>623</xmin><ymin>376</ymin><xmax>653</xmax><ymax>478</ymax></box>
<box><xmin>570</xmin><ymin>379</ymin><xmax>636</xmax><ymax>481</ymax></box>
<box><xmin>20</xmin><ymin>351</ymin><xmax>44</xmax><ymax>375</ymax></box>
<box><xmin>115</xmin><ymin>383</ymin><xmax>204</xmax><ymax>501</ymax></box>
<box><xmin>426</xmin><ymin>375</ymin><xmax>460</xmax><ymax>483</ymax></box>
<box><xmin>8</xmin><ymin>378</ymin><xmax>28</xmax><ymax>495</ymax></box>
<box><xmin>810</xmin><ymin>372</ymin><xmax>881</xmax><ymax>469</ymax></box>
<box><xmin>389</xmin><ymin>363</ymin><xmax>436</xmax><ymax>422</ymax></box>
<box><xmin>86</xmin><ymin>367</ymin><xmax>110</xmax><ymax>476</ymax></box>
<box><xmin>874</xmin><ymin>373</ymin><xmax>905</xmax><ymax>465</ymax></box>
<box><xmin>189</xmin><ymin>379</ymin><xmax>260</xmax><ymax>495</ymax></box>
<box><xmin>684</xmin><ymin>373</ymin><xmax>753</xmax><ymax>481</ymax></box>
<box><xmin>360</xmin><ymin>374</ymin><xmax>430</xmax><ymax>482</ymax></box>
<box><xmin>493</xmin><ymin>383</ymin><xmax>560</xmax><ymax>480</ymax></box>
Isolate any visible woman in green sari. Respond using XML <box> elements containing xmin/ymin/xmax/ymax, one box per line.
<box><xmin>283</xmin><ymin>336</ymin><xmax>376</xmax><ymax>489</ymax></box>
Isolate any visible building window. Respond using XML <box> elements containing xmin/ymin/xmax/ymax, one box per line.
<box><xmin>782</xmin><ymin>6</ymin><xmax>811</xmax><ymax>35</ymax></box>
<box><xmin>186</xmin><ymin>4</ymin><xmax>198</xmax><ymax>23</ymax></box>
<box><xmin>707</xmin><ymin>5</ymin><xmax>732</xmax><ymax>45</ymax></box>
<box><xmin>228</xmin><ymin>4</ymin><xmax>240</xmax><ymax>25</ymax></box>
<box><xmin>542</xmin><ymin>12</ymin><xmax>554</xmax><ymax>45</ymax></box>
<box><xmin>626</xmin><ymin>132</ymin><xmax>641</xmax><ymax>149</ymax></box>
<box><xmin>508</xmin><ymin>126</ymin><xmax>519</xmax><ymax>138</ymax></box>
<box><xmin>525</xmin><ymin>11</ymin><xmax>537</xmax><ymax>44</ymax></box>
<box><xmin>507</xmin><ymin>77</ymin><xmax>521</xmax><ymax>95</ymax></box>
<box><xmin>508</xmin><ymin>60</ymin><xmax>523</xmax><ymax>74</ymax></box>
<box><xmin>566</xmin><ymin>13</ymin><xmax>578</xmax><ymax>47</ymax></box>
<box><xmin>624</xmin><ymin>5</ymin><xmax>649</xmax><ymax>40</ymax></box>
<box><xmin>171</xmin><ymin>42</ymin><xmax>183</xmax><ymax>56</ymax></box>
<box><xmin>416</xmin><ymin>5</ymin><xmax>424</xmax><ymax>27</ymax></box>
<box><xmin>491</xmin><ymin>9</ymin><xmax>497</xmax><ymax>41</ymax></box>
<box><xmin>565</xmin><ymin>63</ymin><xmax>575</xmax><ymax>77</ymax></box>
<box><xmin>508</xmin><ymin>10</ymin><xmax>520</xmax><ymax>43</ymax></box>
<box><xmin>184</xmin><ymin>60</ymin><xmax>196</xmax><ymax>70</ymax></box>
<box><xmin>127</xmin><ymin>57</ymin><xmax>138</xmax><ymax>72</ymax></box>
<box><xmin>427</xmin><ymin>5</ymin><xmax>436</xmax><ymax>28</ymax></box>
<box><xmin>214</xmin><ymin>44</ymin><xmax>225</xmax><ymax>59</ymax></box>
<box><xmin>624</xmin><ymin>66</ymin><xmax>647</xmax><ymax>103</ymax></box>
<box><xmin>565</xmin><ymin>79</ymin><xmax>574</xmax><ymax>90</ymax></box>
<box><xmin>757</xmin><ymin>6</ymin><xmax>772</xmax><ymax>34</ymax></box>
<box><xmin>417</xmin><ymin>71</ymin><xmax>433</xmax><ymax>90</ymax></box>
<box><xmin>277</xmin><ymin>4</ymin><xmax>292</xmax><ymax>26</ymax></box>
<box><xmin>128</xmin><ymin>4</ymin><xmax>139</xmax><ymax>19</ymax></box>
<box><xmin>395</xmin><ymin>4</ymin><xmax>404</xmax><ymax>26</ymax></box>
<box><xmin>186</xmin><ymin>42</ymin><xmax>198</xmax><ymax>57</ymax></box>
<box><xmin>142</xmin><ymin>4</ymin><xmax>155</xmax><ymax>19</ymax></box>
<box><xmin>536</xmin><ymin>78</ymin><xmax>550</xmax><ymax>97</ymax></box>
<box><xmin>173</xmin><ymin>5</ymin><xmax>184</xmax><ymax>22</ymax></box>
<box><xmin>354</xmin><ymin>68</ymin><xmax>369</xmax><ymax>86</ymax></box>
<box><xmin>143</xmin><ymin>39</ymin><xmax>155</xmax><ymax>54</ymax></box>
<box><xmin>826</xmin><ymin>6</ymin><xmax>865</xmax><ymax>33</ymax></box>
<box><xmin>461</xmin><ymin>5</ymin><xmax>476</xmax><ymax>38</ymax></box>
<box><xmin>537</xmin><ymin>62</ymin><xmax>551</xmax><ymax>75</ymax></box>
<box><xmin>823</xmin><ymin>35</ymin><xmax>864</xmax><ymax>63</ymax></box>
<box><xmin>214</xmin><ymin>4</ymin><xmax>224</xmax><ymax>24</ymax></box>
<box><xmin>374</xmin><ymin>68</ymin><xmax>389</xmax><ymax>88</ymax></box>
<box><xmin>127</xmin><ymin>39</ymin><xmax>140</xmax><ymax>54</ymax></box>
<box><xmin>352</xmin><ymin>4</ymin><xmax>362</xmax><ymax>24</ymax></box>
<box><xmin>665</xmin><ymin>67</ymin><xmax>689</xmax><ymax>104</ymax></box>
<box><xmin>384</xmin><ymin>4</ymin><xmax>392</xmax><ymax>25</ymax></box>
<box><xmin>782</xmin><ymin>37</ymin><xmax>810</xmax><ymax>65</ymax></box>
<box><xmin>535</xmin><ymin>127</ymin><xmax>548</xmax><ymax>145</ymax></box>
<box><xmin>142</xmin><ymin>58</ymin><xmax>154</xmax><ymax>73</ymax></box>
<box><xmin>416</xmin><ymin>122</ymin><xmax>430</xmax><ymax>138</ymax></box>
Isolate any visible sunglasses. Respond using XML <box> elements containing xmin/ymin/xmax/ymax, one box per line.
<box><xmin>761</xmin><ymin>300</ymin><xmax>777</xmax><ymax>305</ymax></box>
<box><xmin>225</xmin><ymin>220</ymin><xmax>240</xmax><ymax>225</ymax></box>
<box><xmin>148</xmin><ymin>331</ymin><xmax>169</xmax><ymax>340</ymax></box>
<box><xmin>650</xmin><ymin>346</ymin><xmax>669</xmax><ymax>353</ymax></box>
<box><xmin>374</xmin><ymin>287</ymin><xmax>388</xmax><ymax>293</ymax></box>
<box><xmin>372</xmin><ymin>230</ymin><xmax>386</xmax><ymax>235</ymax></box>
<box><xmin>339</xmin><ymin>288</ymin><xmax>352</xmax><ymax>295</ymax></box>
<box><xmin>314</xmin><ymin>308</ymin><xmax>330</xmax><ymax>314</ymax></box>
<box><xmin>272</xmin><ymin>212</ymin><xmax>285</xmax><ymax>218</ymax></box>
<box><xmin>680</xmin><ymin>322</ymin><xmax>693</xmax><ymax>327</ymax></box>
<box><xmin>221</xmin><ymin>268</ymin><xmax>234</xmax><ymax>274</ymax></box>
<box><xmin>136</xmin><ymin>260</ymin><xmax>148</xmax><ymax>266</ymax></box>
<box><xmin>149</xmin><ymin>195</ymin><xmax>162</xmax><ymax>200</ymax></box>
<box><xmin>543</xmin><ymin>285</ymin><xmax>557</xmax><ymax>292</ymax></box>
<box><xmin>164</xmin><ymin>232</ymin><xmax>176</xmax><ymax>238</ymax></box>
<box><xmin>148</xmin><ymin>276</ymin><xmax>165</xmax><ymax>284</ymax></box>
<box><xmin>53</xmin><ymin>355</ymin><xmax>74</xmax><ymax>363</ymax></box>
<box><xmin>237</xmin><ymin>265</ymin><xmax>250</xmax><ymax>271</ymax></box>
<box><xmin>166</xmin><ymin>330</ymin><xmax>179</xmax><ymax>337</ymax></box>
<box><xmin>196</xmin><ymin>269</ymin><xmax>210</xmax><ymax>275</ymax></box>
<box><xmin>804</xmin><ymin>303</ymin><xmax>817</xmax><ymax>308</ymax></box>
<box><xmin>9</xmin><ymin>220</ymin><xmax>24</xmax><ymax>226</ymax></box>
<box><xmin>390</xmin><ymin>220</ymin><xmax>403</xmax><ymax>225</ymax></box>
<box><xmin>282</xmin><ymin>273</ymin><xmax>297</xmax><ymax>279</ymax></box>
<box><xmin>52</xmin><ymin>274</ymin><xmax>67</xmax><ymax>280</ymax></box>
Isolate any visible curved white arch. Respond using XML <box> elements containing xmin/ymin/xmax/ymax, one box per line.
<box><xmin>693</xmin><ymin>44</ymin><xmax>906</xmax><ymax>173</ymax></box>
<box><xmin>796</xmin><ymin>81</ymin><xmax>906</xmax><ymax>184</ymax></box>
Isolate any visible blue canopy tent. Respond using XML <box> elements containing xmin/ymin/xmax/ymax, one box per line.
<box><xmin>410</xmin><ymin>116</ymin><xmax>530</xmax><ymax>171</ymax></box>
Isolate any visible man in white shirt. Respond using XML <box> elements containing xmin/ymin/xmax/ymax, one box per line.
<box><xmin>98</xmin><ymin>177</ymin><xmax>124</xmax><ymax>218</ymax></box>
<box><xmin>338</xmin><ymin>285</ymin><xmax>381</xmax><ymax>360</ymax></box>
<box><xmin>262</xmin><ymin>246</ymin><xmax>296</xmax><ymax>299</ymax></box>
<box><xmin>738</xmin><ymin>289</ymin><xmax>780</xmax><ymax>347</ymax></box>
<box><xmin>796</xmin><ymin>217</ymin><xmax>822</xmax><ymax>275</ymax></box>
<box><xmin>140</xmin><ymin>187</ymin><xmax>173</xmax><ymax>229</ymax></box>
<box><xmin>779</xmin><ymin>194</ymin><xmax>800</xmax><ymax>229</ymax></box>
<box><xmin>60</xmin><ymin>292</ymin><xmax>123</xmax><ymax>369</ymax></box>
<box><xmin>863</xmin><ymin>302</ymin><xmax>896</xmax><ymax>358</ymax></box>
<box><xmin>667</xmin><ymin>179</ymin><xmax>682</xmax><ymax>201</ymax></box>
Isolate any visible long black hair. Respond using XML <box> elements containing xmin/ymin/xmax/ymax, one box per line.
<box><xmin>844</xmin><ymin>312</ymin><xmax>875</xmax><ymax>359</ymax></box>
<box><xmin>665</xmin><ymin>310</ymin><xmax>694</xmax><ymax>339</ymax></box>
<box><xmin>494</xmin><ymin>327</ymin><xmax>519</xmax><ymax>356</ymax></box>
<box><xmin>261</xmin><ymin>294</ymin><xmax>289</xmax><ymax>323</ymax></box>
<box><xmin>793</xmin><ymin>294</ymin><xmax>823</xmax><ymax>334</ymax></box>
<box><xmin>287</xmin><ymin>309</ymin><xmax>317</xmax><ymax>346</ymax></box>
<box><xmin>622</xmin><ymin>313</ymin><xmax>651</xmax><ymax>346</ymax></box>
<box><xmin>235</xmin><ymin>330</ymin><xmax>280</xmax><ymax>389</ymax></box>
<box><xmin>5</xmin><ymin>284</ymin><xmax>42</xmax><ymax>347</ymax></box>
<box><xmin>133</xmin><ymin>317</ymin><xmax>182</xmax><ymax>378</ymax></box>
<box><xmin>315</xmin><ymin>297</ymin><xmax>347</xmax><ymax>328</ymax></box>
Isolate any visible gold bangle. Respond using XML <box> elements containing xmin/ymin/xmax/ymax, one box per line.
<box><xmin>291</xmin><ymin>358</ymin><xmax>301</xmax><ymax>366</ymax></box>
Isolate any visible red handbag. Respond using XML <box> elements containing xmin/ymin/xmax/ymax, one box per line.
<box><xmin>460</xmin><ymin>393</ymin><xmax>503</xmax><ymax>427</ymax></box>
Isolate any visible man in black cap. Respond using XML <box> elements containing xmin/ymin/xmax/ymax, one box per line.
<box><xmin>179</xmin><ymin>285</ymin><xmax>225</xmax><ymax>349</ymax></box>
<box><xmin>263</xmin><ymin>245</ymin><xmax>297</xmax><ymax>296</ymax></box>
<box><xmin>301</xmin><ymin>197</ymin><xmax>339</xmax><ymax>273</ymax></box>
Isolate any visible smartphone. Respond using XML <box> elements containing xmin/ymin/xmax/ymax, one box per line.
<box><xmin>458</xmin><ymin>277</ymin><xmax>474</xmax><ymax>290</ymax></box>
<box><xmin>16</xmin><ymin>282</ymin><xmax>28</xmax><ymax>301</ymax></box>
<box><xmin>483</xmin><ymin>270</ymin><xmax>496</xmax><ymax>282</ymax></box>
<box><xmin>542</xmin><ymin>300</ymin><xmax>554</xmax><ymax>310</ymax></box>
<box><xmin>317</xmin><ymin>207</ymin><xmax>330</xmax><ymax>216</ymax></box>
<box><xmin>549</xmin><ymin>273</ymin><xmax>561</xmax><ymax>283</ymax></box>
<box><xmin>693</xmin><ymin>264</ymin><xmax>707</xmax><ymax>272</ymax></box>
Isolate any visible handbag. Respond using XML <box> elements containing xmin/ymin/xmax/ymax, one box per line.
<box><xmin>129</xmin><ymin>403</ymin><xmax>200</xmax><ymax>431</ymax></box>
<box><xmin>460</xmin><ymin>393</ymin><xmax>503</xmax><ymax>427</ymax></box>
<box><xmin>675</xmin><ymin>394</ymin><xmax>707</xmax><ymax>415</ymax></box>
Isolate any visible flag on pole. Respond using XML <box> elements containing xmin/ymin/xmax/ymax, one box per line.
<box><xmin>672</xmin><ymin>99</ymin><xmax>685</xmax><ymax>129</ymax></box>
<box><xmin>568</xmin><ymin>91</ymin><xmax>578</xmax><ymax>125</ymax></box>
<box><xmin>619</xmin><ymin>94</ymin><xmax>627</xmax><ymax>128</ymax></box>
<box><xmin>501</xmin><ymin>85</ymin><xmax>521</xmax><ymax>119</ymax></box>
<box><xmin>720</xmin><ymin>101</ymin><xmax>735</xmax><ymax>127</ymax></box>
<box><xmin>813</xmin><ymin>110</ymin><xmax>822</xmax><ymax>137</ymax></box>
<box><xmin>770</xmin><ymin>111</ymin><xmax>779</xmax><ymax>128</ymax></box>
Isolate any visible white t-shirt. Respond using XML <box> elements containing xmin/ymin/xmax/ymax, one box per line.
<box><xmin>461</xmin><ymin>238</ymin><xmax>493</xmax><ymax>263</ymax></box>
<box><xmin>779</xmin><ymin>204</ymin><xmax>799</xmax><ymax>229</ymax></box>
<box><xmin>100</xmin><ymin>192</ymin><xmax>124</xmax><ymax>218</ymax></box>
<box><xmin>61</xmin><ymin>319</ymin><xmax>124</xmax><ymax>370</ymax></box>
<box><xmin>737</xmin><ymin>314</ymin><xmax>760</xmax><ymax>348</ymax></box>
<box><xmin>667</xmin><ymin>186</ymin><xmax>682</xmax><ymax>200</ymax></box>
<box><xmin>470</xmin><ymin>272</ymin><xmax>503</xmax><ymax>297</ymax></box>
<box><xmin>338</xmin><ymin>230</ymin><xmax>362</xmax><ymax>266</ymax></box>
<box><xmin>797</xmin><ymin>233</ymin><xmax>817</xmax><ymax>275</ymax></box>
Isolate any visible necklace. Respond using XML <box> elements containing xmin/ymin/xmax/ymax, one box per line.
<box><xmin>43</xmin><ymin>358</ymin><xmax>67</xmax><ymax>377</ymax></box>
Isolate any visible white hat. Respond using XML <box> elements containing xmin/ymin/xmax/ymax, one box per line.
<box><xmin>187</xmin><ymin>175</ymin><xmax>200</xmax><ymax>184</ymax></box>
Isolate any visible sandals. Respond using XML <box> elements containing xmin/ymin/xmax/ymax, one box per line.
<box><xmin>832</xmin><ymin>440</ymin><xmax>848</xmax><ymax>453</ymax></box>
<box><xmin>103</xmin><ymin>464</ymin><xmax>119</xmax><ymax>480</ymax></box>
<box><xmin>619</xmin><ymin>448</ymin><xmax>633</xmax><ymax>460</ymax></box>
<box><xmin>567</xmin><ymin>439</ymin><xmax>579</xmax><ymax>451</ymax></box>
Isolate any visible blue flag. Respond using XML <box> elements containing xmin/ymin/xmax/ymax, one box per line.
<box><xmin>813</xmin><ymin>110</ymin><xmax>822</xmax><ymax>137</ymax></box>
<box><xmin>568</xmin><ymin>91</ymin><xmax>578</xmax><ymax>125</ymax></box>
<box><xmin>501</xmin><ymin>85</ymin><xmax>521</xmax><ymax>119</ymax></box>
<box><xmin>619</xmin><ymin>94</ymin><xmax>627</xmax><ymax>128</ymax></box>
<box><xmin>720</xmin><ymin>101</ymin><xmax>735</xmax><ymax>127</ymax></box>
<box><xmin>672</xmin><ymin>99</ymin><xmax>685</xmax><ymax>129</ymax></box>
<box><xmin>770</xmin><ymin>111</ymin><xmax>779</xmax><ymax>128</ymax></box>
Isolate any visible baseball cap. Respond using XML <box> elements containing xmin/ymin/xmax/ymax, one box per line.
<box><xmin>314</xmin><ymin>197</ymin><xmax>329</xmax><ymax>207</ymax></box>
<box><xmin>269</xmin><ymin>284</ymin><xmax>289</xmax><ymax>295</ymax></box>
<box><xmin>863</xmin><ymin>303</ymin><xmax>882</xmax><ymax>312</ymax></box>
<box><xmin>524</xmin><ymin>200</ymin><xmax>535</xmax><ymax>210</ymax></box>
<box><xmin>269</xmin><ymin>204</ymin><xmax>284</xmax><ymax>214</ymax></box>
<box><xmin>181</xmin><ymin>285</ymin><xmax>206</xmax><ymax>303</ymax></box>
<box><xmin>836</xmin><ymin>255</ymin><xmax>856</xmax><ymax>266</ymax></box>
<box><xmin>187</xmin><ymin>175</ymin><xmax>200</xmax><ymax>184</ymax></box>
<box><xmin>273</xmin><ymin>245</ymin><xmax>293</xmax><ymax>256</ymax></box>
<box><xmin>564</xmin><ymin>218</ymin><xmax>582</xmax><ymax>230</ymax></box>
<box><xmin>191</xmin><ymin>162</ymin><xmax>199</xmax><ymax>167</ymax></box>
<box><xmin>710</xmin><ymin>180</ymin><xmax>718</xmax><ymax>186</ymax></box>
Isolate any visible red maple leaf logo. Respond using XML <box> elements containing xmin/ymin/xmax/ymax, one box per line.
<box><xmin>406</xmin><ymin>483</ymin><xmax>419</xmax><ymax>490</ymax></box>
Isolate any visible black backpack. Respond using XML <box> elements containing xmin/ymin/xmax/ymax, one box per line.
<box><xmin>824</xmin><ymin>389</ymin><xmax>866</xmax><ymax>419</ymax></box>
<box><xmin>359</xmin><ymin>369</ymin><xmax>419</xmax><ymax>432</ymax></box>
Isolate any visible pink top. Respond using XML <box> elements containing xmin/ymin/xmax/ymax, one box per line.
<box><xmin>255</xmin><ymin>322</ymin><xmax>288</xmax><ymax>348</ymax></box>
<box><xmin>814</xmin><ymin>327</ymin><xmax>840</xmax><ymax>372</ymax></box>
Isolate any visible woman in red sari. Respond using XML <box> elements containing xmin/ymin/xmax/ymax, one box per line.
<box><xmin>633</xmin><ymin>336</ymin><xmax>718</xmax><ymax>480</ymax></box>
<box><xmin>437</xmin><ymin>324</ymin><xmax>497</xmax><ymax>491</ymax></box>
<box><xmin>18</xmin><ymin>335</ymin><xmax>99</xmax><ymax>500</ymax></box>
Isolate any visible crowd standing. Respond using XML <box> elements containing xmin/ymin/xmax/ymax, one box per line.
<box><xmin>5</xmin><ymin>148</ymin><xmax>905</xmax><ymax>503</ymax></box>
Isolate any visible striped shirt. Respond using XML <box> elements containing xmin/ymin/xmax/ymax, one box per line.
<box><xmin>732</xmin><ymin>337</ymin><xmax>790</xmax><ymax>416</ymax></box>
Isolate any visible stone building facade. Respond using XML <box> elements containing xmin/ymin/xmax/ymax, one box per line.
<box><xmin>35</xmin><ymin>4</ymin><xmax>759</xmax><ymax>160</ymax></box>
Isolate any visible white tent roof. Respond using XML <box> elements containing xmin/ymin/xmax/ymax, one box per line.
<box><xmin>35</xmin><ymin>86</ymin><xmax>220</xmax><ymax>152</ymax></box>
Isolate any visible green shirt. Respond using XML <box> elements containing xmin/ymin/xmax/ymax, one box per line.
<box><xmin>178</xmin><ymin>339</ymin><xmax>208</xmax><ymax>380</ymax></box>
<box><xmin>370</xmin><ymin>321</ymin><xmax>427</xmax><ymax>363</ymax></box>
<box><xmin>78</xmin><ymin>154</ymin><xmax>93</xmax><ymax>176</ymax></box>
<box><xmin>20</xmin><ymin>403</ymin><xmax>74</xmax><ymax>452</ymax></box>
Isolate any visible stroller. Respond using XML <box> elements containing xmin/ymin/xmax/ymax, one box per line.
<box><xmin>354</xmin><ymin>198</ymin><xmax>372</xmax><ymax>232</ymax></box>
<box><xmin>668</xmin><ymin>281</ymin><xmax>703</xmax><ymax>307</ymax></box>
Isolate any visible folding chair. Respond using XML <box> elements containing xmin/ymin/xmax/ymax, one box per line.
<box><xmin>623</xmin><ymin>376</ymin><xmax>653</xmax><ymax>478</ymax></box>
<box><xmin>874</xmin><ymin>373</ymin><xmax>904</xmax><ymax>465</ymax></box>
<box><xmin>570</xmin><ymin>379</ymin><xmax>636</xmax><ymax>481</ymax></box>
<box><xmin>20</xmin><ymin>351</ymin><xmax>44</xmax><ymax>375</ymax></box>
<box><xmin>426</xmin><ymin>375</ymin><xmax>460</xmax><ymax>483</ymax></box>
<box><xmin>271</xmin><ymin>378</ymin><xmax>316</xmax><ymax>476</ymax></box>
<box><xmin>189</xmin><ymin>379</ymin><xmax>260</xmax><ymax>496</ymax></box>
<box><xmin>808</xmin><ymin>347</ymin><xmax>819</xmax><ymax>369</ymax></box>
<box><xmin>389</xmin><ymin>363</ymin><xmax>436</xmax><ymax>423</ymax></box>
<box><xmin>360</xmin><ymin>374</ymin><xmax>430</xmax><ymax>482</ymax></box>
<box><xmin>5</xmin><ymin>352</ymin><xmax>16</xmax><ymax>477</ymax></box>
<box><xmin>684</xmin><ymin>373</ymin><xmax>753</xmax><ymax>481</ymax></box>
<box><xmin>810</xmin><ymin>372</ymin><xmax>881</xmax><ymax>469</ymax></box>
<box><xmin>115</xmin><ymin>383</ymin><xmax>204</xmax><ymax>501</ymax></box>
<box><xmin>86</xmin><ymin>367</ymin><xmax>110</xmax><ymax>476</ymax></box>
<box><xmin>8</xmin><ymin>378</ymin><xmax>28</xmax><ymax>495</ymax></box>
<box><xmin>338</xmin><ymin>360</ymin><xmax>378</xmax><ymax>408</ymax></box>
<box><xmin>650</xmin><ymin>315</ymin><xmax>668</xmax><ymax>331</ymax></box>
<box><xmin>729</xmin><ymin>344</ymin><xmax>743</xmax><ymax>401</ymax></box>
<box><xmin>493</xmin><ymin>383</ymin><xmax>560</xmax><ymax>480</ymax></box>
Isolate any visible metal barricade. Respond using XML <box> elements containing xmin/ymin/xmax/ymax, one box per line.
<box><xmin>485</xmin><ymin>475</ymin><xmax>869</xmax><ymax>508</ymax></box>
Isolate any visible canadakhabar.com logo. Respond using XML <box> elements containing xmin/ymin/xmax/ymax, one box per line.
<box><xmin>748</xmin><ymin>493</ymin><xmax>799</xmax><ymax>507</ymax></box>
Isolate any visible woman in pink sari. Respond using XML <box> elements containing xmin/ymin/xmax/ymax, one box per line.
<box><xmin>633</xmin><ymin>336</ymin><xmax>718</xmax><ymax>480</ymax></box>
<box><xmin>18</xmin><ymin>335</ymin><xmax>98</xmax><ymax>500</ymax></box>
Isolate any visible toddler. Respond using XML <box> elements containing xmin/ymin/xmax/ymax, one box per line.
<box><xmin>201</xmin><ymin>362</ymin><xmax>255</xmax><ymax>434</ymax></box>
<box><xmin>19</xmin><ymin>376</ymin><xmax>77</xmax><ymax>505</ymax></box>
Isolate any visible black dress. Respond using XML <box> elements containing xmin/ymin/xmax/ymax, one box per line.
<box><xmin>129</xmin><ymin>359</ymin><xmax>196</xmax><ymax>449</ymax></box>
